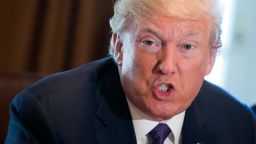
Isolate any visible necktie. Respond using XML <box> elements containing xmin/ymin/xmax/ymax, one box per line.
<box><xmin>148</xmin><ymin>123</ymin><xmax>171</xmax><ymax>144</ymax></box>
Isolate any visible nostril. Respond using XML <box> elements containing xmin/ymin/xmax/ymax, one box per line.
<box><xmin>158</xmin><ymin>63</ymin><xmax>169</xmax><ymax>74</ymax></box>
<box><xmin>158</xmin><ymin>64</ymin><xmax>165</xmax><ymax>74</ymax></box>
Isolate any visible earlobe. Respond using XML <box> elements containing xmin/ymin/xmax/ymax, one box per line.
<box><xmin>113</xmin><ymin>33</ymin><xmax>123</xmax><ymax>65</ymax></box>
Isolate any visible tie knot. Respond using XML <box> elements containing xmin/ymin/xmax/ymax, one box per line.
<box><xmin>148</xmin><ymin>123</ymin><xmax>171</xmax><ymax>144</ymax></box>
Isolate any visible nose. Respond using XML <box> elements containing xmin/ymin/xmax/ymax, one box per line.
<box><xmin>157</xmin><ymin>44</ymin><xmax>177</xmax><ymax>75</ymax></box>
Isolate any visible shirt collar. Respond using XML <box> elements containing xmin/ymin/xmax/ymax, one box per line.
<box><xmin>126</xmin><ymin>98</ymin><xmax>186</xmax><ymax>144</ymax></box>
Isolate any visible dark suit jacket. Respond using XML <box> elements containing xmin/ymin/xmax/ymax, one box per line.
<box><xmin>253</xmin><ymin>105</ymin><xmax>256</xmax><ymax>114</ymax></box>
<box><xmin>5</xmin><ymin>57</ymin><xmax>256</xmax><ymax>144</ymax></box>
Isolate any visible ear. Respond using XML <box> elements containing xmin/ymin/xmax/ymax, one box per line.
<box><xmin>112</xmin><ymin>33</ymin><xmax>123</xmax><ymax>65</ymax></box>
<box><xmin>205</xmin><ymin>48</ymin><xmax>217</xmax><ymax>75</ymax></box>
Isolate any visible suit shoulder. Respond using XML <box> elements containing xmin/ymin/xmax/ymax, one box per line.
<box><xmin>20</xmin><ymin>57</ymin><xmax>116</xmax><ymax>98</ymax></box>
<box><xmin>197</xmin><ymin>81</ymin><xmax>253</xmax><ymax>118</ymax></box>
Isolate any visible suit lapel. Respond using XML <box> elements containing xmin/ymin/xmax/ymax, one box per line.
<box><xmin>93</xmin><ymin>58</ymin><xmax>136</xmax><ymax>144</ymax></box>
<box><xmin>182</xmin><ymin>86</ymin><xmax>215</xmax><ymax>144</ymax></box>
<box><xmin>94</xmin><ymin>99</ymin><xmax>136</xmax><ymax>144</ymax></box>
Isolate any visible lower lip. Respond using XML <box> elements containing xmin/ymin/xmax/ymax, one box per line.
<box><xmin>153</xmin><ymin>88</ymin><xmax>174</xmax><ymax>100</ymax></box>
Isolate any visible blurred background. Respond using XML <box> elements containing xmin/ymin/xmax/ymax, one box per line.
<box><xmin>206</xmin><ymin>0</ymin><xmax>256</xmax><ymax>106</ymax></box>
<box><xmin>0</xmin><ymin>0</ymin><xmax>113</xmax><ymax>75</ymax></box>
<box><xmin>0</xmin><ymin>0</ymin><xmax>255</xmax><ymax>104</ymax></box>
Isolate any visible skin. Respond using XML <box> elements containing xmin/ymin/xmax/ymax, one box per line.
<box><xmin>113</xmin><ymin>16</ymin><xmax>217</xmax><ymax>121</ymax></box>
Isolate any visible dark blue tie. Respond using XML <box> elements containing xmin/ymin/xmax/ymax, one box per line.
<box><xmin>148</xmin><ymin>123</ymin><xmax>171</xmax><ymax>144</ymax></box>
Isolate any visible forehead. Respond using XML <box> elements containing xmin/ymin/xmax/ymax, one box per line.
<box><xmin>133</xmin><ymin>16</ymin><xmax>211</xmax><ymax>39</ymax></box>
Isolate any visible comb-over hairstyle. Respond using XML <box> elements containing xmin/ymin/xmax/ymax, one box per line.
<box><xmin>109</xmin><ymin>0</ymin><xmax>224</xmax><ymax>58</ymax></box>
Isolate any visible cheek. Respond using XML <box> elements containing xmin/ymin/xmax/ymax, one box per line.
<box><xmin>179</xmin><ymin>54</ymin><xmax>210</xmax><ymax>93</ymax></box>
<box><xmin>122</xmin><ymin>51</ymin><xmax>157</xmax><ymax>95</ymax></box>
<box><xmin>182</xmin><ymin>51</ymin><xmax>211</xmax><ymax>77</ymax></box>
<box><xmin>134</xmin><ymin>53</ymin><xmax>156</xmax><ymax>72</ymax></box>
<box><xmin>121</xmin><ymin>46</ymin><xmax>135</xmax><ymax>75</ymax></box>
<box><xmin>120</xmin><ymin>50</ymin><xmax>147</xmax><ymax>86</ymax></box>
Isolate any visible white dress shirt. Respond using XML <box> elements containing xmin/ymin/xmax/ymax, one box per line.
<box><xmin>126</xmin><ymin>98</ymin><xmax>185</xmax><ymax>144</ymax></box>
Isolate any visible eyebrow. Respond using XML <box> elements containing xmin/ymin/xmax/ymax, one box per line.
<box><xmin>137</xmin><ymin>25</ymin><xmax>206</xmax><ymax>41</ymax></box>
<box><xmin>137</xmin><ymin>27</ymin><xmax>165</xmax><ymax>40</ymax></box>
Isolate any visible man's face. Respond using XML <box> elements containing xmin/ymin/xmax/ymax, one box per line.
<box><xmin>114</xmin><ymin>16</ymin><xmax>216</xmax><ymax>120</ymax></box>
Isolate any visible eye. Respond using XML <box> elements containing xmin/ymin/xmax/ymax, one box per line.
<box><xmin>138</xmin><ymin>37</ymin><xmax>161</xmax><ymax>52</ymax></box>
<box><xmin>143</xmin><ymin>40</ymin><xmax>155</xmax><ymax>46</ymax></box>
<box><xmin>182</xmin><ymin>43</ymin><xmax>196</xmax><ymax>50</ymax></box>
<box><xmin>141</xmin><ymin>37</ymin><xmax>161</xmax><ymax>48</ymax></box>
<box><xmin>183</xmin><ymin>44</ymin><xmax>193</xmax><ymax>50</ymax></box>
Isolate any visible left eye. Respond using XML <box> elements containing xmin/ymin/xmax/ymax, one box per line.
<box><xmin>183</xmin><ymin>44</ymin><xmax>193</xmax><ymax>50</ymax></box>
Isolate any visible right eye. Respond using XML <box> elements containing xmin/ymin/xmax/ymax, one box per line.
<box><xmin>138</xmin><ymin>37</ymin><xmax>161</xmax><ymax>52</ymax></box>
<box><xmin>142</xmin><ymin>40</ymin><xmax>155</xmax><ymax>46</ymax></box>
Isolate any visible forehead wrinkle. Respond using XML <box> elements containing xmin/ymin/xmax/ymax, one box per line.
<box><xmin>139</xmin><ymin>27</ymin><xmax>165</xmax><ymax>40</ymax></box>
<box><xmin>175</xmin><ymin>28</ymin><xmax>205</xmax><ymax>40</ymax></box>
<box><xmin>136</xmin><ymin>22</ymin><xmax>173</xmax><ymax>42</ymax></box>
<box><xmin>135</xmin><ymin>18</ymin><xmax>209</xmax><ymax>43</ymax></box>
<box><xmin>173</xmin><ymin>21</ymin><xmax>210</xmax><ymax>41</ymax></box>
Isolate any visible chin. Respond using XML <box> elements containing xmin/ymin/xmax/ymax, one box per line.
<box><xmin>149</xmin><ymin>113</ymin><xmax>174</xmax><ymax>121</ymax></box>
<box><xmin>149</xmin><ymin>104</ymin><xmax>186</xmax><ymax>121</ymax></box>
<box><xmin>148</xmin><ymin>109</ymin><xmax>178</xmax><ymax>121</ymax></box>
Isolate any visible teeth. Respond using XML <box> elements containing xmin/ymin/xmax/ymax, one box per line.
<box><xmin>159</xmin><ymin>84</ymin><xmax>169</xmax><ymax>92</ymax></box>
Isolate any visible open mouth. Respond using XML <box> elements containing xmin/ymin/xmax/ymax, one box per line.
<box><xmin>158</xmin><ymin>84</ymin><xmax>172</xmax><ymax>92</ymax></box>
<box><xmin>153</xmin><ymin>83</ymin><xmax>175</xmax><ymax>98</ymax></box>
